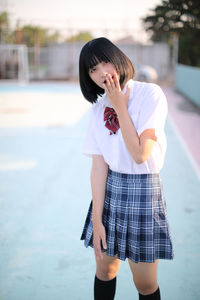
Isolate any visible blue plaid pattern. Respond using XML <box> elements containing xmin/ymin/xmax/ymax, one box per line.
<box><xmin>81</xmin><ymin>168</ymin><xmax>174</xmax><ymax>263</ymax></box>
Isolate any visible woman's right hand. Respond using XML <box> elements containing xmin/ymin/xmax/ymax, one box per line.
<box><xmin>93</xmin><ymin>222</ymin><xmax>107</xmax><ymax>260</ymax></box>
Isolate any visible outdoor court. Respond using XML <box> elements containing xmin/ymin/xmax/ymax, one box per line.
<box><xmin>0</xmin><ymin>81</ymin><xmax>199</xmax><ymax>300</ymax></box>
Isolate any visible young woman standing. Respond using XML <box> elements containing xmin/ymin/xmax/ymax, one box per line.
<box><xmin>79</xmin><ymin>37</ymin><xmax>174</xmax><ymax>300</ymax></box>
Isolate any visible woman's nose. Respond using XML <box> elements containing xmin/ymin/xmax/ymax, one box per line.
<box><xmin>101</xmin><ymin>71</ymin><xmax>108</xmax><ymax>78</ymax></box>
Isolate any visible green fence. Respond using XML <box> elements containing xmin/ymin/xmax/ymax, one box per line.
<box><xmin>175</xmin><ymin>64</ymin><xmax>200</xmax><ymax>107</ymax></box>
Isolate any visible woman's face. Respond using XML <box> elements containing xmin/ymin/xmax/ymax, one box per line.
<box><xmin>89</xmin><ymin>61</ymin><xmax>119</xmax><ymax>89</ymax></box>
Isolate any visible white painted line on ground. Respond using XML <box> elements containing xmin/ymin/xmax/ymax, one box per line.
<box><xmin>168</xmin><ymin>115</ymin><xmax>200</xmax><ymax>181</ymax></box>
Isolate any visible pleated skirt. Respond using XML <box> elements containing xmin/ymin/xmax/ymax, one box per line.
<box><xmin>80</xmin><ymin>168</ymin><xmax>174</xmax><ymax>263</ymax></box>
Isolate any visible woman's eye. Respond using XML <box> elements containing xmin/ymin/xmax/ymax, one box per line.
<box><xmin>90</xmin><ymin>68</ymin><xmax>96</xmax><ymax>73</ymax></box>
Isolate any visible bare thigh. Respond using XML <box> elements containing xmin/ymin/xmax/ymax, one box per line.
<box><xmin>95</xmin><ymin>252</ymin><xmax>121</xmax><ymax>281</ymax></box>
<box><xmin>128</xmin><ymin>259</ymin><xmax>159</xmax><ymax>295</ymax></box>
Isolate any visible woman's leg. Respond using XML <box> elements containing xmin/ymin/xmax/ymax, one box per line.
<box><xmin>128</xmin><ymin>259</ymin><xmax>160</xmax><ymax>298</ymax></box>
<box><xmin>94</xmin><ymin>252</ymin><xmax>121</xmax><ymax>300</ymax></box>
<box><xmin>95</xmin><ymin>252</ymin><xmax>121</xmax><ymax>281</ymax></box>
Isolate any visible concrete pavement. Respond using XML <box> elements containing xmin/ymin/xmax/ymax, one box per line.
<box><xmin>0</xmin><ymin>81</ymin><xmax>199</xmax><ymax>300</ymax></box>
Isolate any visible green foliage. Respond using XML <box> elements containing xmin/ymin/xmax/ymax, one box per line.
<box><xmin>67</xmin><ymin>31</ymin><xmax>93</xmax><ymax>42</ymax></box>
<box><xmin>0</xmin><ymin>11</ymin><xmax>61</xmax><ymax>46</ymax></box>
<box><xmin>178</xmin><ymin>30</ymin><xmax>200</xmax><ymax>67</ymax></box>
<box><xmin>16</xmin><ymin>25</ymin><xmax>61</xmax><ymax>46</ymax></box>
<box><xmin>0</xmin><ymin>11</ymin><xmax>15</xmax><ymax>43</ymax></box>
<box><xmin>0</xmin><ymin>11</ymin><xmax>9</xmax><ymax>28</ymax></box>
<box><xmin>142</xmin><ymin>0</ymin><xmax>200</xmax><ymax>67</ymax></box>
<box><xmin>18</xmin><ymin>25</ymin><xmax>46</xmax><ymax>46</ymax></box>
<box><xmin>143</xmin><ymin>0</ymin><xmax>200</xmax><ymax>34</ymax></box>
<box><xmin>0</xmin><ymin>11</ymin><xmax>93</xmax><ymax>46</ymax></box>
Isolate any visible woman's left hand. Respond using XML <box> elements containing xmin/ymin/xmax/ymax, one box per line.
<box><xmin>103</xmin><ymin>73</ymin><xmax>130</xmax><ymax>113</ymax></box>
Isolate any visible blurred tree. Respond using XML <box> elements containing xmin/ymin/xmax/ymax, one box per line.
<box><xmin>47</xmin><ymin>30</ymin><xmax>60</xmax><ymax>44</ymax></box>
<box><xmin>0</xmin><ymin>10</ymin><xmax>61</xmax><ymax>46</ymax></box>
<box><xmin>142</xmin><ymin>0</ymin><xmax>200</xmax><ymax>67</ymax></box>
<box><xmin>0</xmin><ymin>11</ymin><xmax>14</xmax><ymax>43</ymax></box>
<box><xmin>67</xmin><ymin>31</ymin><xmax>93</xmax><ymax>42</ymax></box>
<box><xmin>15</xmin><ymin>25</ymin><xmax>61</xmax><ymax>46</ymax></box>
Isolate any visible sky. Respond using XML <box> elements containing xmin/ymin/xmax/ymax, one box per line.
<box><xmin>2</xmin><ymin>0</ymin><xmax>162</xmax><ymax>42</ymax></box>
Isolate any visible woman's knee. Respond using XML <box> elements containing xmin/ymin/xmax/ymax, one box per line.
<box><xmin>96</xmin><ymin>265</ymin><xmax>117</xmax><ymax>281</ymax></box>
<box><xmin>134</xmin><ymin>279</ymin><xmax>158</xmax><ymax>295</ymax></box>
<box><xmin>96</xmin><ymin>254</ymin><xmax>121</xmax><ymax>281</ymax></box>
<box><xmin>128</xmin><ymin>260</ymin><xmax>158</xmax><ymax>295</ymax></box>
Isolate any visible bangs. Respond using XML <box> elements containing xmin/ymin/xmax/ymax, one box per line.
<box><xmin>84</xmin><ymin>50</ymin><xmax>110</xmax><ymax>72</ymax></box>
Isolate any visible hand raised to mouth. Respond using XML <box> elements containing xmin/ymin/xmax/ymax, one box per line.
<box><xmin>102</xmin><ymin>73</ymin><xmax>130</xmax><ymax>114</ymax></box>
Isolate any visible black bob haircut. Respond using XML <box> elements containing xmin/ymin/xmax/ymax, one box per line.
<box><xmin>79</xmin><ymin>37</ymin><xmax>135</xmax><ymax>103</ymax></box>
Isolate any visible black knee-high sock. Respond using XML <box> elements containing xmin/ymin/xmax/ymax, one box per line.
<box><xmin>139</xmin><ymin>287</ymin><xmax>160</xmax><ymax>299</ymax></box>
<box><xmin>94</xmin><ymin>275</ymin><xmax>116</xmax><ymax>300</ymax></box>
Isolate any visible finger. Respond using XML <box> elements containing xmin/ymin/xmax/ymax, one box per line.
<box><xmin>101</xmin><ymin>233</ymin><xmax>107</xmax><ymax>250</ymax></box>
<box><xmin>125</xmin><ymin>84</ymin><xmax>131</xmax><ymax>98</ymax></box>
<box><xmin>108</xmin><ymin>74</ymin><xmax>115</xmax><ymax>89</ymax></box>
<box><xmin>113</xmin><ymin>73</ymin><xmax>121</xmax><ymax>91</ymax></box>
<box><xmin>94</xmin><ymin>239</ymin><xmax>103</xmax><ymax>260</ymax></box>
<box><xmin>103</xmin><ymin>79</ymin><xmax>111</xmax><ymax>95</ymax></box>
<box><xmin>124</xmin><ymin>84</ymin><xmax>131</xmax><ymax>106</ymax></box>
<box><xmin>102</xmin><ymin>83</ymin><xmax>109</xmax><ymax>96</ymax></box>
<box><xmin>95</xmin><ymin>246</ymin><xmax>103</xmax><ymax>260</ymax></box>
<box><xmin>105</xmin><ymin>76</ymin><xmax>112</xmax><ymax>92</ymax></box>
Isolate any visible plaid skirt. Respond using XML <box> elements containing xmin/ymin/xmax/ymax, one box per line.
<box><xmin>81</xmin><ymin>168</ymin><xmax>174</xmax><ymax>263</ymax></box>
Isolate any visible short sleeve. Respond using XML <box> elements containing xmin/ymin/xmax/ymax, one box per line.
<box><xmin>82</xmin><ymin>107</ymin><xmax>102</xmax><ymax>157</ymax></box>
<box><xmin>137</xmin><ymin>85</ymin><xmax>168</xmax><ymax>137</ymax></box>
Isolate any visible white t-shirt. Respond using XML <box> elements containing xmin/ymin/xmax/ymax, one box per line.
<box><xmin>82</xmin><ymin>79</ymin><xmax>168</xmax><ymax>174</ymax></box>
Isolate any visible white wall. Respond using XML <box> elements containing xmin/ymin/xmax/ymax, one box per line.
<box><xmin>35</xmin><ymin>42</ymin><xmax>171</xmax><ymax>80</ymax></box>
<box><xmin>118</xmin><ymin>43</ymin><xmax>171</xmax><ymax>79</ymax></box>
